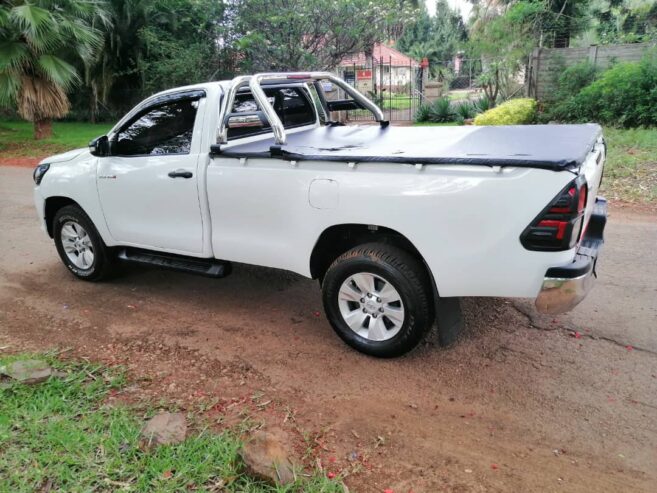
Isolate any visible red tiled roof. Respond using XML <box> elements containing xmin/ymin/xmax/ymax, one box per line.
<box><xmin>339</xmin><ymin>43</ymin><xmax>420</xmax><ymax>67</ymax></box>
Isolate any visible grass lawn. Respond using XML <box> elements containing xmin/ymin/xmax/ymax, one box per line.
<box><xmin>0</xmin><ymin>354</ymin><xmax>340</xmax><ymax>493</ymax></box>
<box><xmin>381</xmin><ymin>94</ymin><xmax>413</xmax><ymax>110</ymax></box>
<box><xmin>0</xmin><ymin>120</ymin><xmax>113</xmax><ymax>158</ymax></box>
<box><xmin>601</xmin><ymin>127</ymin><xmax>657</xmax><ymax>203</ymax></box>
<box><xmin>412</xmin><ymin>121</ymin><xmax>460</xmax><ymax>127</ymax></box>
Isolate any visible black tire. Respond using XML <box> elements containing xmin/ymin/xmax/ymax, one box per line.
<box><xmin>53</xmin><ymin>205</ymin><xmax>113</xmax><ymax>281</ymax></box>
<box><xmin>322</xmin><ymin>242</ymin><xmax>435</xmax><ymax>358</ymax></box>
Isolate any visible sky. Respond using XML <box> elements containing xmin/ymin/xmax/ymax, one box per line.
<box><xmin>425</xmin><ymin>0</ymin><xmax>473</xmax><ymax>20</ymax></box>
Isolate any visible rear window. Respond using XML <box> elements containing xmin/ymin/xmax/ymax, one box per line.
<box><xmin>227</xmin><ymin>87</ymin><xmax>315</xmax><ymax>140</ymax></box>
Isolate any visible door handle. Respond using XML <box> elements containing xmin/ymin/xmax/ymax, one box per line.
<box><xmin>168</xmin><ymin>169</ymin><xmax>193</xmax><ymax>179</ymax></box>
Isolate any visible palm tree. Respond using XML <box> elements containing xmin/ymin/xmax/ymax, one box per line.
<box><xmin>0</xmin><ymin>1</ymin><xmax>109</xmax><ymax>139</ymax></box>
<box><xmin>83</xmin><ymin>0</ymin><xmax>148</xmax><ymax>123</ymax></box>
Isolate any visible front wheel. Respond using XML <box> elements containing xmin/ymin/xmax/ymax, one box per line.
<box><xmin>53</xmin><ymin>205</ymin><xmax>113</xmax><ymax>281</ymax></box>
<box><xmin>322</xmin><ymin>243</ymin><xmax>434</xmax><ymax>357</ymax></box>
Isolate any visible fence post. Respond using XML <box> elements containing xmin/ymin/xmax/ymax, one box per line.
<box><xmin>533</xmin><ymin>47</ymin><xmax>542</xmax><ymax>100</ymax></box>
<box><xmin>588</xmin><ymin>45</ymin><xmax>599</xmax><ymax>67</ymax></box>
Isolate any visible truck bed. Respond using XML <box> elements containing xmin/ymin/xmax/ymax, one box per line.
<box><xmin>217</xmin><ymin>123</ymin><xmax>602</xmax><ymax>171</ymax></box>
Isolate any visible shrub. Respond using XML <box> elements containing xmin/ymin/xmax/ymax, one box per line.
<box><xmin>547</xmin><ymin>53</ymin><xmax>657</xmax><ymax>127</ymax></box>
<box><xmin>473</xmin><ymin>96</ymin><xmax>492</xmax><ymax>113</ymax></box>
<box><xmin>551</xmin><ymin>61</ymin><xmax>599</xmax><ymax>102</ymax></box>
<box><xmin>474</xmin><ymin>98</ymin><xmax>537</xmax><ymax>125</ymax></box>
<box><xmin>429</xmin><ymin>97</ymin><xmax>453</xmax><ymax>122</ymax></box>
<box><xmin>455</xmin><ymin>101</ymin><xmax>475</xmax><ymax>120</ymax></box>
<box><xmin>415</xmin><ymin>103</ymin><xmax>433</xmax><ymax>122</ymax></box>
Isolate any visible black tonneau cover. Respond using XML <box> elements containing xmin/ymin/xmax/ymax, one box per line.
<box><xmin>215</xmin><ymin>123</ymin><xmax>602</xmax><ymax>171</ymax></box>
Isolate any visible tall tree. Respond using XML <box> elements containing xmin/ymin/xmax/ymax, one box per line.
<box><xmin>83</xmin><ymin>0</ymin><xmax>148</xmax><ymax>122</ymax></box>
<box><xmin>232</xmin><ymin>0</ymin><xmax>416</xmax><ymax>72</ymax></box>
<box><xmin>396</xmin><ymin>0</ymin><xmax>468</xmax><ymax>68</ymax></box>
<box><xmin>0</xmin><ymin>0</ymin><xmax>109</xmax><ymax>138</ymax></box>
<box><xmin>468</xmin><ymin>0</ymin><xmax>592</xmax><ymax>48</ymax></box>
<box><xmin>591</xmin><ymin>0</ymin><xmax>657</xmax><ymax>44</ymax></box>
<box><xmin>140</xmin><ymin>0</ymin><xmax>231</xmax><ymax>93</ymax></box>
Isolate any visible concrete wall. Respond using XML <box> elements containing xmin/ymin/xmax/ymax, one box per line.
<box><xmin>527</xmin><ymin>42</ymin><xmax>656</xmax><ymax>101</ymax></box>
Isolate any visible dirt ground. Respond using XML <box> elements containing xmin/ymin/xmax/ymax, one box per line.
<box><xmin>1</xmin><ymin>165</ymin><xmax>656</xmax><ymax>492</ymax></box>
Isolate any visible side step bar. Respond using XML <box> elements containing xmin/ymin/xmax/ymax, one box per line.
<box><xmin>117</xmin><ymin>248</ymin><xmax>231</xmax><ymax>278</ymax></box>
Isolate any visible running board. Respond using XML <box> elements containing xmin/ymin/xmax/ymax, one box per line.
<box><xmin>117</xmin><ymin>248</ymin><xmax>231</xmax><ymax>278</ymax></box>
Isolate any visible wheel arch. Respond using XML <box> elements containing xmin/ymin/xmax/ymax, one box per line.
<box><xmin>309</xmin><ymin>223</ymin><xmax>438</xmax><ymax>291</ymax></box>
<box><xmin>44</xmin><ymin>196</ymin><xmax>83</xmax><ymax>238</ymax></box>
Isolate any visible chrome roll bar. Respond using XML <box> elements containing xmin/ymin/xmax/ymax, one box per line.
<box><xmin>216</xmin><ymin>75</ymin><xmax>252</xmax><ymax>145</ymax></box>
<box><xmin>217</xmin><ymin>71</ymin><xmax>386</xmax><ymax>146</ymax></box>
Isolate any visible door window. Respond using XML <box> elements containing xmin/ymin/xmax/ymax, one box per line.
<box><xmin>114</xmin><ymin>99</ymin><xmax>199</xmax><ymax>156</ymax></box>
<box><xmin>227</xmin><ymin>87</ymin><xmax>315</xmax><ymax>140</ymax></box>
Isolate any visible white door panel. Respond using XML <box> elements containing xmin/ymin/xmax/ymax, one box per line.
<box><xmin>97</xmin><ymin>95</ymin><xmax>205</xmax><ymax>255</ymax></box>
<box><xmin>97</xmin><ymin>154</ymin><xmax>203</xmax><ymax>253</ymax></box>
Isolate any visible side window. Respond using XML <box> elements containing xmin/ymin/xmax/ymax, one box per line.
<box><xmin>227</xmin><ymin>87</ymin><xmax>316</xmax><ymax>140</ymax></box>
<box><xmin>114</xmin><ymin>99</ymin><xmax>199</xmax><ymax>156</ymax></box>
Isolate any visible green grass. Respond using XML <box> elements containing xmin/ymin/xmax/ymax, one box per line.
<box><xmin>446</xmin><ymin>90</ymin><xmax>473</xmax><ymax>102</ymax></box>
<box><xmin>0</xmin><ymin>120</ymin><xmax>113</xmax><ymax>158</ymax></box>
<box><xmin>412</xmin><ymin>121</ymin><xmax>460</xmax><ymax>127</ymax></box>
<box><xmin>380</xmin><ymin>94</ymin><xmax>413</xmax><ymax>110</ymax></box>
<box><xmin>601</xmin><ymin>127</ymin><xmax>657</xmax><ymax>203</ymax></box>
<box><xmin>0</xmin><ymin>354</ymin><xmax>341</xmax><ymax>493</ymax></box>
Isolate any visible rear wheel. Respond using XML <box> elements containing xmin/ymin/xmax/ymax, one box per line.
<box><xmin>322</xmin><ymin>243</ymin><xmax>434</xmax><ymax>357</ymax></box>
<box><xmin>53</xmin><ymin>205</ymin><xmax>113</xmax><ymax>281</ymax></box>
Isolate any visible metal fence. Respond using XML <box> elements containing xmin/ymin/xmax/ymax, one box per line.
<box><xmin>441</xmin><ymin>57</ymin><xmax>483</xmax><ymax>91</ymax></box>
<box><xmin>334</xmin><ymin>57</ymin><xmax>424</xmax><ymax>122</ymax></box>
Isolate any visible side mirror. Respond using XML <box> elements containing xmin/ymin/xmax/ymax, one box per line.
<box><xmin>89</xmin><ymin>135</ymin><xmax>109</xmax><ymax>157</ymax></box>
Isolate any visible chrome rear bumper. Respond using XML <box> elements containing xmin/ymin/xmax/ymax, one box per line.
<box><xmin>535</xmin><ymin>197</ymin><xmax>607</xmax><ymax>314</ymax></box>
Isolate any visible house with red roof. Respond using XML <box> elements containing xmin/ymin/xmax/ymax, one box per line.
<box><xmin>337</xmin><ymin>43</ymin><xmax>420</xmax><ymax>93</ymax></box>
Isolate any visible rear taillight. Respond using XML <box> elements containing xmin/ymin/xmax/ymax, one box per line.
<box><xmin>520</xmin><ymin>176</ymin><xmax>588</xmax><ymax>251</ymax></box>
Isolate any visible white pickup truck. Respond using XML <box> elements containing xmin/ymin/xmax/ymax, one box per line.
<box><xmin>33</xmin><ymin>72</ymin><xmax>607</xmax><ymax>357</ymax></box>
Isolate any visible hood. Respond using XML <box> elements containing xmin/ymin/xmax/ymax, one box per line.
<box><xmin>39</xmin><ymin>147</ymin><xmax>88</xmax><ymax>165</ymax></box>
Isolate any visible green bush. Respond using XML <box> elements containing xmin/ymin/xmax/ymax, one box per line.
<box><xmin>548</xmin><ymin>61</ymin><xmax>599</xmax><ymax>103</ymax></box>
<box><xmin>455</xmin><ymin>101</ymin><xmax>475</xmax><ymax>120</ymax></box>
<box><xmin>415</xmin><ymin>103</ymin><xmax>433</xmax><ymax>122</ymax></box>
<box><xmin>429</xmin><ymin>97</ymin><xmax>454</xmax><ymax>122</ymax></box>
<box><xmin>474</xmin><ymin>98</ymin><xmax>537</xmax><ymax>125</ymax></box>
<box><xmin>474</xmin><ymin>96</ymin><xmax>493</xmax><ymax>113</ymax></box>
<box><xmin>414</xmin><ymin>97</ymin><xmax>455</xmax><ymax>123</ymax></box>
<box><xmin>547</xmin><ymin>53</ymin><xmax>657</xmax><ymax>127</ymax></box>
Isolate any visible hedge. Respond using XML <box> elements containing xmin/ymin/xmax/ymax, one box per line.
<box><xmin>474</xmin><ymin>98</ymin><xmax>537</xmax><ymax>126</ymax></box>
<box><xmin>545</xmin><ymin>53</ymin><xmax>657</xmax><ymax>127</ymax></box>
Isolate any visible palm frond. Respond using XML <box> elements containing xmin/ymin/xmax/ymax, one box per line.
<box><xmin>0</xmin><ymin>70</ymin><xmax>21</xmax><ymax>107</ymax></box>
<box><xmin>0</xmin><ymin>6</ymin><xmax>10</xmax><ymax>27</ymax></box>
<box><xmin>60</xmin><ymin>18</ymin><xmax>103</xmax><ymax>52</ymax></box>
<box><xmin>0</xmin><ymin>41</ymin><xmax>30</xmax><ymax>71</ymax></box>
<box><xmin>17</xmin><ymin>75</ymin><xmax>70</xmax><ymax>121</ymax></box>
<box><xmin>36</xmin><ymin>54</ymin><xmax>80</xmax><ymax>89</ymax></box>
<box><xmin>9</xmin><ymin>4</ymin><xmax>52</xmax><ymax>38</ymax></box>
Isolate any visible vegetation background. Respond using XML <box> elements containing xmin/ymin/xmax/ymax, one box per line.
<box><xmin>1</xmin><ymin>0</ymin><xmax>656</xmax><ymax>137</ymax></box>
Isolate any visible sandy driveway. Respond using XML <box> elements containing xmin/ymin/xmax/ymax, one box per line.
<box><xmin>1</xmin><ymin>166</ymin><xmax>656</xmax><ymax>492</ymax></box>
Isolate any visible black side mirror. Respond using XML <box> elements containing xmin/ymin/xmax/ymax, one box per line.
<box><xmin>89</xmin><ymin>135</ymin><xmax>109</xmax><ymax>157</ymax></box>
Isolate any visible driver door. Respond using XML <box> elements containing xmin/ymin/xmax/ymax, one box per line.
<box><xmin>97</xmin><ymin>94</ymin><xmax>205</xmax><ymax>255</ymax></box>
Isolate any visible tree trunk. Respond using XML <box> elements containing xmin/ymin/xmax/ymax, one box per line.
<box><xmin>90</xmin><ymin>83</ymin><xmax>98</xmax><ymax>124</ymax></box>
<box><xmin>34</xmin><ymin>119</ymin><xmax>52</xmax><ymax>140</ymax></box>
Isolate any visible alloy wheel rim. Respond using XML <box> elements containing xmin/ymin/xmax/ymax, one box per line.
<box><xmin>337</xmin><ymin>272</ymin><xmax>405</xmax><ymax>341</ymax></box>
<box><xmin>61</xmin><ymin>221</ymin><xmax>94</xmax><ymax>270</ymax></box>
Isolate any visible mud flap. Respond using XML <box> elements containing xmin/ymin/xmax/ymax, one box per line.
<box><xmin>436</xmin><ymin>296</ymin><xmax>463</xmax><ymax>347</ymax></box>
